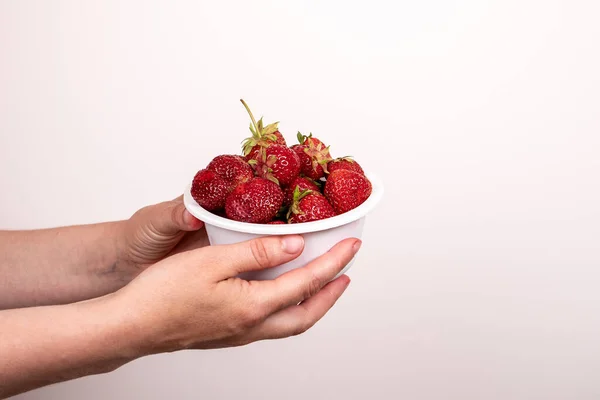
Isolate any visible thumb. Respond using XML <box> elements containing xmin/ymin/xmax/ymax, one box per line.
<box><xmin>153</xmin><ymin>198</ymin><xmax>204</xmax><ymax>235</ymax></box>
<box><xmin>204</xmin><ymin>235</ymin><xmax>305</xmax><ymax>280</ymax></box>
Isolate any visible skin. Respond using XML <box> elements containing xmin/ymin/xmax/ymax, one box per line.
<box><xmin>0</xmin><ymin>196</ymin><xmax>359</xmax><ymax>398</ymax></box>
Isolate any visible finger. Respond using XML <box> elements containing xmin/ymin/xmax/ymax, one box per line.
<box><xmin>254</xmin><ymin>238</ymin><xmax>360</xmax><ymax>314</ymax></box>
<box><xmin>248</xmin><ymin>275</ymin><xmax>351</xmax><ymax>340</ymax></box>
<box><xmin>168</xmin><ymin>228</ymin><xmax>210</xmax><ymax>256</ymax></box>
<box><xmin>204</xmin><ymin>235</ymin><xmax>305</xmax><ymax>280</ymax></box>
<box><xmin>154</xmin><ymin>199</ymin><xmax>204</xmax><ymax>234</ymax></box>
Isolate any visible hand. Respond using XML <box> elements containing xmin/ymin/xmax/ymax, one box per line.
<box><xmin>117</xmin><ymin>235</ymin><xmax>360</xmax><ymax>352</ymax></box>
<box><xmin>118</xmin><ymin>196</ymin><xmax>208</xmax><ymax>272</ymax></box>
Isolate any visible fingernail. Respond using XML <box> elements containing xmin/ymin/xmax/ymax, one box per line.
<box><xmin>282</xmin><ymin>235</ymin><xmax>304</xmax><ymax>254</ymax></box>
<box><xmin>352</xmin><ymin>239</ymin><xmax>362</xmax><ymax>253</ymax></box>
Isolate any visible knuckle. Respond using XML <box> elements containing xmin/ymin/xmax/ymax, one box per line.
<box><xmin>228</xmin><ymin>308</ymin><xmax>252</xmax><ymax>335</ymax></box>
<box><xmin>238</xmin><ymin>307</ymin><xmax>263</xmax><ymax>330</ymax></box>
<box><xmin>231</xmin><ymin>290</ymin><xmax>266</xmax><ymax>331</ymax></box>
<box><xmin>291</xmin><ymin>310</ymin><xmax>314</xmax><ymax>336</ymax></box>
<box><xmin>168</xmin><ymin>202</ymin><xmax>183</xmax><ymax>224</ymax></box>
<box><xmin>330</xmin><ymin>253</ymin><xmax>344</xmax><ymax>273</ymax></box>
<box><xmin>322</xmin><ymin>286</ymin><xmax>337</xmax><ymax>302</ymax></box>
<box><xmin>291</xmin><ymin>326</ymin><xmax>306</xmax><ymax>336</ymax></box>
<box><xmin>249</xmin><ymin>239</ymin><xmax>272</xmax><ymax>269</ymax></box>
<box><xmin>303</xmin><ymin>272</ymin><xmax>323</xmax><ymax>299</ymax></box>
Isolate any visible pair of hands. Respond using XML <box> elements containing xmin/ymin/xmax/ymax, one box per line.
<box><xmin>113</xmin><ymin>197</ymin><xmax>359</xmax><ymax>352</ymax></box>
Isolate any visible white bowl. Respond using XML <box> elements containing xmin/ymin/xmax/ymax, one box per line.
<box><xmin>183</xmin><ymin>172</ymin><xmax>384</xmax><ymax>281</ymax></box>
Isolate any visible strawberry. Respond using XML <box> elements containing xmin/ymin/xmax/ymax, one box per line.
<box><xmin>327</xmin><ymin>156</ymin><xmax>365</xmax><ymax>176</ymax></box>
<box><xmin>287</xmin><ymin>187</ymin><xmax>336</xmax><ymax>224</ymax></box>
<box><xmin>191</xmin><ymin>169</ymin><xmax>230</xmax><ymax>211</ymax></box>
<box><xmin>207</xmin><ymin>154</ymin><xmax>254</xmax><ymax>190</ymax></box>
<box><xmin>225</xmin><ymin>177</ymin><xmax>284</xmax><ymax>223</ymax></box>
<box><xmin>267</xmin><ymin>220</ymin><xmax>287</xmax><ymax>225</ymax></box>
<box><xmin>273</xmin><ymin>131</ymin><xmax>286</xmax><ymax>145</ymax></box>
<box><xmin>291</xmin><ymin>144</ymin><xmax>321</xmax><ymax>181</ymax></box>
<box><xmin>283</xmin><ymin>176</ymin><xmax>322</xmax><ymax>207</ymax></box>
<box><xmin>293</xmin><ymin>132</ymin><xmax>333</xmax><ymax>180</ymax></box>
<box><xmin>240</xmin><ymin>99</ymin><xmax>286</xmax><ymax>161</ymax></box>
<box><xmin>245</xmin><ymin>131</ymin><xmax>286</xmax><ymax>162</ymax></box>
<box><xmin>323</xmin><ymin>169</ymin><xmax>372</xmax><ymax>215</ymax></box>
<box><xmin>250</xmin><ymin>144</ymin><xmax>301</xmax><ymax>186</ymax></box>
<box><xmin>297</xmin><ymin>132</ymin><xmax>327</xmax><ymax>150</ymax></box>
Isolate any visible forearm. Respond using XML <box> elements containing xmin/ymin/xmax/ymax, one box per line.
<box><xmin>0</xmin><ymin>222</ymin><xmax>134</xmax><ymax>309</ymax></box>
<box><xmin>0</xmin><ymin>293</ymin><xmax>147</xmax><ymax>399</ymax></box>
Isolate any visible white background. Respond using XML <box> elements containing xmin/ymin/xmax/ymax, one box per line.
<box><xmin>1</xmin><ymin>0</ymin><xmax>599</xmax><ymax>399</ymax></box>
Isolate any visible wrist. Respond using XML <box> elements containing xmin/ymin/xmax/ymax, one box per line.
<box><xmin>111</xmin><ymin>219</ymin><xmax>130</xmax><ymax>266</ymax></box>
<box><xmin>108</xmin><ymin>220</ymin><xmax>145</xmax><ymax>283</ymax></box>
<box><xmin>89</xmin><ymin>291</ymin><xmax>154</xmax><ymax>362</ymax></box>
<box><xmin>108</xmin><ymin>288</ymin><xmax>186</xmax><ymax>356</ymax></box>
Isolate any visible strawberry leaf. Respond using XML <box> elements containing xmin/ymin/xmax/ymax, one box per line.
<box><xmin>263</xmin><ymin>122</ymin><xmax>280</xmax><ymax>135</ymax></box>
<box><xmin>287</xmin><ymin>186</ymin><xmax>304</xmax><ymax>219</ymax></box>
<box><xmin>263</xmin><ymin>133</ymin><xmax>278</xmax><ymax>142</ymax></box>
<box><xmin>298</xmin><ymin>188</ymin><xmax>313</xmax><ymax>201</ymax></box>
<box><xmin>257</xmin><ymin>117</ymin><xmax>264</xmax><ymax>133</ymax></box>
<box><xmin>241</xmin><ymin>137</ymin><xmax>257</xmax><ymax>156</ymax></box>
<box><xmin>249</xmin><ymin>123</ymin><xmax>257</xmax><ymax>137</ymax></box>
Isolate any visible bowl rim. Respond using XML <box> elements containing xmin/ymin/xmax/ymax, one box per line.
<box><xmin>183</xmin><ymin>171</ymin><xmax>384</xmax><ymax>235</ymax></box>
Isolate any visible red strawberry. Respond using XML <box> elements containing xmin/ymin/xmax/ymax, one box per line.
<box><xmin>191</xmin><ymin>169</ymin><xmax>230</xmax><ymax>211</ymax></box>
<box><xmin>251</xmin><ymin>144</ymin><xmax>301</xmax><ymax>186</ymax></box>
<box><xmin>245</xmin><ymin>131</ymin><xmax>286</xmax><ymax>161</ymax></box>
<box><xmin>207</xmin><ymin>154</ymin><xmax>254</xmax><ymax>189</ymax></box>
<box><xmin>283</xmin><ymin>176</ymin><xmax>322</xmax><ymax>207</ymax></box>
<box><xmin>273</xmin><ymin>131</ymin><xmax>286</xmax><ymax>145</ymax></box>
<box><xmin>327</xmin><ymin>156</ymin><xmax>365</xmax><ymax>175</ymax></box>
<box><xmin>291</xmin><ymin>144</ymin><xmax>311</xmax><ymax>172</ymax></box>
<box><xmin>240</xmin><ymin>99</ymin><xmax>286</xmax><ymax>160</ymax></box>
<box><xmin>297</xmin><ymin>132</ymin><xmax>328</xmax><ymax>150</ymax></box>
<box><xmin>324</xmin><ymin>169</ymin><xmax>372</xmax><ymax>215</ymax></box>
<box><xmin>287</xmin><ymin>187</ymin><xmax>336</xmax><ymax>224</ymax></box>
<box><xmin>225</xmin><ymin>177</ymin><xmax>284</xmax><ymax>223</ymax></box>
<box><xmin>267</xmin><ymin>220</ymin><xmax>286</xmax><ymax>225</ymax></box>
<box><xmin>290</xmin><ymin>144</ymin><xmax>323</xmax><ymax>181</ymax></box>
<box><xmin>293</xmin><ymin>132</ymin><xmax>333</xmax><ymax>180</ymax></box>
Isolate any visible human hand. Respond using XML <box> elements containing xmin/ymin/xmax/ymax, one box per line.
<box><xmin>118</xmin><ymin>196</ymin><xmax>208</xmax><ymax>272</ymax></box>
<box><xmin>117</xmin><ymin>235</ymin><xmax>359</xmax><ymax>352</ymax></box>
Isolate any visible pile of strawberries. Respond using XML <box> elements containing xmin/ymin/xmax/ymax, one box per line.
<box><xmin>190</xmin><ymin>99</ymin><xmax>372</xmax><ymax>224</ymax></box>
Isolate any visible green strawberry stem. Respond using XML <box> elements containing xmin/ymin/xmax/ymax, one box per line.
<box><xmin>240</xmin><ymin>99</ymin><xmax>280</xmax><ymax>155</ymax></box>
<box><xmin>286</xmin><ymin>186</ymin><xmax>313</xmax><ymax>220</ymax></box>
<box><xmin>241</xmin><ymin>99</ymin><xmax>259</xmax><ymax>136</ymax></box>
<box><xmin>297</xmin><ymin>131</ymin><xmax>313</xmax><ymax>144</ymax></box>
